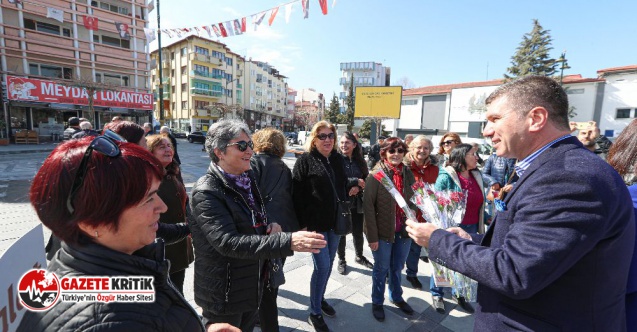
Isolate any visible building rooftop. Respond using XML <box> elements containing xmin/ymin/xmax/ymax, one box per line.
<box><xmin>597</xmin><ymin>65</ymin><xmax>637</xmax><ymax>75</ymax></box>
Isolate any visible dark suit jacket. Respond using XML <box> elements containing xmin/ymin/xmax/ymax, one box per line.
<box><xmin>428</xmin><ymin>136</ymin><xmax>635</xmax><ymax>331</ymax></box>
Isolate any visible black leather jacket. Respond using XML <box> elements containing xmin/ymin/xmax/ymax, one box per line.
<box><xmin>18</xmin><ymin>239</ymin><xmax>204</xmax><ymax>332</ymax></box>
<box><xmin>250</xmin><ymin>153</ymin><xmax>300</xmax><ymax>232</ymax></box>
<box><xmin>189</xmin><ymin>163</ymin><xmax>294</xmax><ymax>315</ymax></box>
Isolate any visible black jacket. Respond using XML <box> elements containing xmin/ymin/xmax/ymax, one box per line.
<box><xmin>189</xmin><ymin>163</ymin><xmax>294</xmax><ymax>315</ymax></box>
<box><xmin>18</xmin><ymin>239</ymin><xmax>204</xmax><ymax>332</ymax></box>
<box><xmin>292</xmin><ymin>149</ymin><xmax>348</xmax><ymax>231</ymax></box>
<box><xmin>250</xmin><ymin>153</ymin><xmax>300</xmax><ymax>232</ymax></box>
<box><xmin>158</xmin><ymin>173</ymin><xmax>193</xmax><ymax>273</ymax></box>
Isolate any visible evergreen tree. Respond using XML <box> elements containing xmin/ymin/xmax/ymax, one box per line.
<box><xmin>343</xmin><ymin>73</ymin><xmax>355</xmax><ymax>130</ymax></box>
<box><xmin>359</xmin><ymin>119</ymin><xmax>390</xmax><ymax>139</ymax></box>
<box><xmin>324</xmin><ymin>93</ymin><xmax>340</xmax><ymax>124</ymax></box>
<box><xmin>505</xmin><ymin>19</ymin><xmax>558</xmax><ymax>80</ymax></box>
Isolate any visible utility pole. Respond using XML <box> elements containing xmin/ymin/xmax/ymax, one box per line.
<box><xmin>156</xmin><ymin>0</ymin><xmax>164</xmax><ymax>122</ymax></box>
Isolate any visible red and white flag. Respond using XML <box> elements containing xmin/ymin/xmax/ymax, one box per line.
<box><xmin>319</xmin><ymin>0</ymin><xmax>328</xmax><ymax>15</ymax></box>
<box><xmin>83</xmin><ymin>16</ymin><xmax>98</xmax><ymax>31</ymax></box>
<box><xmin>162</xmin><ymin>29</ymin><xmax>173</xmax><ymax>38</ymax></box>
<box><xmin>202</xmin><ymin>26</ymin><xmax>212</xmax><ymax>38</ymax></box>
<box><xmin>211</xmin><ymin>24</ymin><xmax>222</xmax><ymax>37</ymax></box>
<box><xmin>241</xmin><ymin>17</ymin><xmax>247</xmax><ymax>33</ymax></box>
<box><xmin>302</xmin><ymin>0</ymin><xmax>309</xmax><ymax>19</ymax></box>
<box><xmin>218</xmin><ymin>23</ymin><xmax>228</xmax><ymax>37</ymax></box>
<box><xmin>223</xmin><ymin>21</ymin><xmax>235</xmax><ymax>36</ymax></box>
<box><xmin>268</xmin><ymin>7</ymin><xmax>279</xmax><ymax>26</ymax></box>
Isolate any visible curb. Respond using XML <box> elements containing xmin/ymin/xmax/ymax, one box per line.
<box><xmin>0</xmin><ymin>148</ymin><xmax>54</xmax><ymax>155</ymax></box>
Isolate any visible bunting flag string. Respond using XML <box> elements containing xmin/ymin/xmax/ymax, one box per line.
<box><xmin>152</xmin><ymin>0</ymin><xmax>330</xmax><ymax>41</ymax></box>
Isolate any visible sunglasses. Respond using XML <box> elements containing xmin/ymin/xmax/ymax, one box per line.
<box><xmin>317</xmin><ymin>133</ymin><xmax>335</xmax><ymax>140</ymax></box>
<box><xmin>442</xmin><ymin>140</ymin><xmax>456</xmax><ymax>146</ymax></box>
<box><xmin>388</xmin><ymin>148</ymin><xmax>405</xmax><ymax>154</ymax></box>
<box><xmin>66</xmin><ymin>130</ymin><xmax>126</xmax><ymax>214</ymax></box>
<box><xmin>226</xmin><ymin>140</ymin><xmax>253</xmax><ymax>152</ymax></box>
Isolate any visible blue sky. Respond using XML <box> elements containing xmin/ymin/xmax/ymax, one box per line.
<box><xmin>149</xmin><ymin>0</ymin><xmax>637</xmax><ymax>99</ymax></box>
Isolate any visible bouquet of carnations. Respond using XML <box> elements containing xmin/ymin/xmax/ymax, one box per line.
<box><xmin>410</xmin><ymin>181</ymin><xmax>478</xmax><ymax>301</ymax></box>
<box><xmin>372</xmin><ymin>169</ymin><xmax>417</xmax><ymax>221</ymax></box>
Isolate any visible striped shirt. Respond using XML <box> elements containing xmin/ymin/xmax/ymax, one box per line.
<box><xmin>515</xmin><ymin>134</ymin><xmax>572</xmax><ymax>177</ymax></box>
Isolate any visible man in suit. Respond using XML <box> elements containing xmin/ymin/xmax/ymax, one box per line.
<box><xmin>406</xmin><ymin>75</ymin><xmax>635</xmax><ymax>331</ymax></box>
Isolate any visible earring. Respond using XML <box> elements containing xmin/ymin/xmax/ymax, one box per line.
<box><xmin>94</xmin><ymin>231</ymin><xmax>99</xmax><ymax>238</ymax></box>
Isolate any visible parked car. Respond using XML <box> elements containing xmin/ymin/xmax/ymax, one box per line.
<box><xmin>187</xmin><ymin>131</ymin><xmax>206</xmax><ymax>143</ymax></box>
<box><xmin>297</xmin><ymin>131</ymin><xmax>310</xmax><ymax>146</ymax></box>
<box><xmin>172</xmin><ymin>130</ymin><xmax>187</xmax><ymax>138</ymax></box>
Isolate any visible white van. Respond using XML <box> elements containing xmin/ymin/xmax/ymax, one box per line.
<box><xmin>297</xmin><ymin>131</ymin><xmax>310</xmax><ymax>146</ymax></box>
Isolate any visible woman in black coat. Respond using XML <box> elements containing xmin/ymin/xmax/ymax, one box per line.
<box><xmin>190</xmin><ymin>120</ymin><xmax>326</xmax><ymax>332</ymax></box>
<box><xmin>250</xmin><ymin>127</ymin><xmax>300</xmax><ymax>332</ymax></box>
<box><xmin>18</xmin><ymin>131</ymin><xmax>233</xmax><ymax>331</ymax></box>
<box><xmin>292</xmin><ymin>121</ymin><xmax>348</xmax><ymax>332</ymax></box>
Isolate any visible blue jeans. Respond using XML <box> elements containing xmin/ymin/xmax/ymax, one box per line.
<box><xmin>405</xmin><ymin>240</ymin><xmax>422</xmax><ymax>277</ymax></box>
<box><xmin>371</xmin><ymin>233</ymin><xmax>412</xmax><ymax>305</ymax></box>
<box><xmin>310</xmin><ymin>230</ymin><xmax>340</xmax><ymax>315</ymax></box>
<box><xmin>430</xmin><ymin>223</ymin><xmax>478</xmax><ymax>297</ymax></box>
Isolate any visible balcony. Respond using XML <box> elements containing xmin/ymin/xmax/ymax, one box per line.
<box><xmin>191</xmin><ymin>70</ymin><xmax>223</xmax><ymax>80</ymax></box>
<box><xmin>340</xmin><ymin>62</ymin><xmax>376</xmax><ymax>71</ymax></box>
<box><xmin>189</xmin><ymin>53</ymin><xmax>223</xmax><ymax>66</ymax></box>
<box><xmin>339</xmin><ymin>92</ymin><xmax>347</xmax><ymax>99</ymax></box>
<box><xmin>191</xmin><ymin>87</ymin><xmax>222</xmax><ymax>98</ymax></box>
<box><xmin>153</xmin><ymin>91</ymin><xmax>170</xmax><ymax>100</ymax></box>
<box><xmin>339</xmin><ymin>77</ymin><xmax>375</xmax><ymax>86</ymax></box>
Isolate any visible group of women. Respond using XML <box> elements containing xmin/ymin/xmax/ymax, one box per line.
<box><xmin>21</xmin><ymin>118</ymin><xmax>510</xmax><ymax>332</ymax></box>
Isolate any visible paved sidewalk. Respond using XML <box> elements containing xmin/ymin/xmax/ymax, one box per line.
<box><xmin>0</xmin><ymin>142</ymin><xmax>475</xmax><ymax>331</ymax></box>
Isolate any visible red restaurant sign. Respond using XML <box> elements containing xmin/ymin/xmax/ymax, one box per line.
<box><xmin>7</xmin><ymin>75</ymin><xmax>153</xmax><ymax>110</ymax></box>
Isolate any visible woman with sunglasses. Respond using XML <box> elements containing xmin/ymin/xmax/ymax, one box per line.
<box><xmin>429</xmin><ymin>143</ymin><xmax>485</xmax><ymax>315</ymax></box>
<box><xmin>190</xmin><ymin>120</ymin><xmax>327</xmax><ymax>332</ymax></box>
<box><xmin>18</xmin><ymin>132</ymin><xmax>238</xmax><ymax>332</ymax></box>
<box><xmin>437</xmin><ymin>132</ymin><xmax>462</xmax><ymax>166</ymax></box>
<box><xmin>336</xmin><ymin>131</ymin><xmax>373</xmax><ymax>275</ymax></box>
<box><xmin>292</xmin><ymin>121</ymin><xmax>348</xmax><ymax>332</ymax></box>
<box><xmin>145</xmin><ymin>134</ymin><xmax>193</xmax><ymax>295</ymax></box>
<box><xmin>363</xmin><ymin>137</ymin><xmax>417</xmax><ymax>322</ymax></box>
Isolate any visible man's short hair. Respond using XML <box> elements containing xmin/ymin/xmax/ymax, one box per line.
<box><xmin>485</xmin><ymin>76</ymin><xmax>570</xmax><ymax>130</ymax></box>
<box><xmin>68</xmin><ymin>117</ymin><xmax>80</xmax><ymax>126</ymax></box>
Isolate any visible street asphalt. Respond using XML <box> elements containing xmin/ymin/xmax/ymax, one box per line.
<box><xmin>0</xmin><ymin>139</ymin><xmax>474</xmax><ymax>331</ymax></box>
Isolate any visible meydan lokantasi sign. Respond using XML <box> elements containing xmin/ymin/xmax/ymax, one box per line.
<box><xmin>7</xmin><ymin>75</ymin><xmax>153</xmax><ymax>110</ymax></box>
<box><xmin>354</xmin><ymin>86</ymin><xmax>403</xmax><ymax>118</ymax></box>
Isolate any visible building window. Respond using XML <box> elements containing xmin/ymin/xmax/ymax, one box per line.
<box><xmin>181</xmin><ymin>101</ymin><xmax>188</xmax><ymax>109</ymax></box>
<box><xmin>29</xmin><ymin>63</ymin><xmax>72</xmax><ymax>79</ymax></box>
<box><xmin>170</xmin><ymin>52</ymin><xmax>175</xmax><ymax>60</ymax></box>
<box><xmin>194</xmin><ymin>64</ymin><xmax>209</xmax><ymax>74</ymax></box>
<box><xmin>94</xmin><ymin>35</ymin><xmax>130</xmax><ymax>49</ymax></box>
<box><xmin>181</xmin><ymin>47</ymin><xmax>188</xmax><ymax>56</ymax></box>
<box><xmin>181</xmin><ymin>83</ymin><xmax>187</xmax><ymax>91</ymax></box>
<box><xmin>181</xmin><ymin>66</ymin><xmax>187</xmax><ymax>75</ymax></box>
<box><xmin>212</xmin><ymin>51</ymin><xmax>225</xmax><ymax>60</ymax></box>
<box><xmin>616</xmin><ymin>108</ymin><xmax>632</xmax><ymax>119</ymax></box>
<box><xmin>24</xmin><ymin>19</ymin><xmax>72</xmax><ymax>37</ymax></box>
<box><xmin>225</xmin><ymin>57</ymin><xmax>233</xmax><ymax>66</ymax></box>
<box><xmin>401</xmin><ymin>100</ymin><xmax>418</xmax><ymax>105</ymax></box>
<box><xmin>195</xmin><ymin>46</ymin><xmax>209</xmax><ymax>56</ymax></box>
<box><xmin>195</xmin><ymin>100</ymin><xmax>208</xmax><ymax>109</ymax></box>
<box><xmin>96</xmin><ymin>72</ymin><xmax>129</xmax><ymax>86</ymax></box>
<box><xmin>92</xmin><ymin>1</ymin><xmax>129</xmax><ymax>15</ymax></box>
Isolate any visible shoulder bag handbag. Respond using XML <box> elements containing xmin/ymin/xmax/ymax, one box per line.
<box><xmin>317</xmin><ymin>157</ymin><xmax>352</xmax><ymax>235</ymax></box>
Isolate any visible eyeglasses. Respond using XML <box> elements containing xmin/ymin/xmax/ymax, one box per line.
<box><xmin>442</xmin><ymin>140</ymin><xmax>456</xmax><ymax>146</ymax></box>
<box><xmin>388</xmin><ymin>148</ymin><xmax>405</xmax><ymax>154</ymax></box>
<box><xmin>226</xmin><ymin>140</ymin><xmax>253</xmax><ymax>152</ymax></box>
<box><xmin>317</xmin><ymin>133</ymin><xmax>335</xmax><ymax>140</ymax></box>
<box><xmin>66</xmin><ymin>130</ymin><xmax>126</xmax><ymax>214</ymax></box>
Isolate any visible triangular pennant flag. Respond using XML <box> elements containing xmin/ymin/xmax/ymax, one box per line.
<box><xmin>143</xmin><ymin>27</ymin><xmax>156</xmax><ymax>43</ymax></box>
<box><xmin>252</xmin><ymin>11</ymin><xmax>267</xmax><ymax>31</ymax></box>
<box><xmin>83</xmin><ymin>16</ymin><xmax>98</xmax><ymax>31</ymax></box>
<box><xmin>302</xmin><ymin>0</ymin><xmax>309</xmax><ymax>19</ymax></box>
<box><xmin>173</xmin><ymin>28</ymin><xmax>182</xmax><ymax>38</ymax></box>
<box><xmin>47</xmin><ymin>7</ymin><xmax>64</xmax><ymax>23</ymax></box>
<box><xmin>319</xmin><ymin>0</ymin><xmax>328</xmax><ymax>15</ymax></box>
<box><xmin>115</xmin><ymin>23</ymin><xmax>131</xmax><ymax>40</ymax></box>
<box><xmin>211</xmin><ymin>24</ymin><xmax>222</xmax><ymax>37</ymax></box>
<box><xmin>162</xmin><ymin>29</ymin><xmax>173</xmax><ymax>38</ymax></box>
<box><xmin>332</xmin><ymin>0</ymin><xmax>337</xmax><ymax>8</ymax></box>
<box><xmin>241</xmin><ymin>17</ymin><xmax>247</xmax><ymax>33</ymax></box>
<box><xmin>194</xmin><ymin>26</ymin><xmax>201</xmax><ymax>37</ymax></box>
<box><xmin>232</xmin><ymin>19</ymin><xmax>243</xmax><ymax>35</ymax></box>
<box><xmin>218</xmin><ymin>23</ymin><xmax>228</xmax><ymax>37</ymax></box>
<box><xmin>181</xmin><ymin>28</ymin><xmax>191</xmax><ymax>33</ymax></box>
<box><xmin>284</xmin><ymin>3</ymin><xmax>293</xmax><ymax>23</ymax></box>
<box><xmin>202</xmin><ymin>26</ymin><xmax>212</xmax><ymax>38</ymax></box>
<box><xmin>268</xmin><ymin>7</ymin><xmax>279</xmax><ymax>26</ymax></box>
<box><xmin>223</xmin><ymin>21</ymin><xmax>235</xmax><ymax>36</ymax></box>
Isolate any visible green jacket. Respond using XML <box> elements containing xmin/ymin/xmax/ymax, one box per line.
<box><xmin>363</xmin><ymin>162</ymin><xmax>416</xmax><ymax>244</ymax></box>
<box><xmin>435</xmin><ymin>166</ymin><xmax>486</xmax><ymax>234</ymax></box>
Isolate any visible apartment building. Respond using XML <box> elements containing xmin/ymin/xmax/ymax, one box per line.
<box><xmin>285</xmin><ymin>87</ymin><xmax>296</xmax><ymax>132</ymax></box>
<box><xmin>1</xmin><ymin>0</ymin><xmax>152</xmax><ymax>141</ymax></box>
<box><xmin>150</xmin><ymin>35</ymin><xmax>244</xmax><ymax>133</ymax></box>
<box><xmin>339</xmin><ymin>61</ymin><xmax>391</xmax><ymax>110</ymax></box>
<box><xmin>243</xmin><ymin>60</ymin><xmax>287</xmax><ymax>131</ymax></box>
